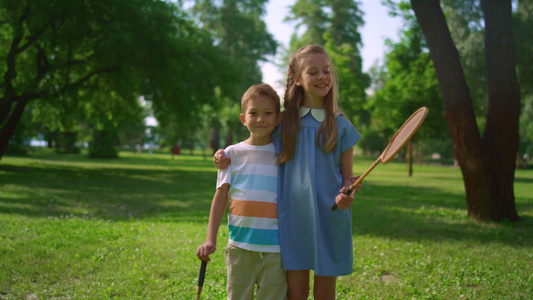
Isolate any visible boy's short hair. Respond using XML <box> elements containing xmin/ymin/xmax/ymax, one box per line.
<box><xmin>241</xmin><ymin>84</ymin><xmax>281</xmax><ymax>114</ymax></box>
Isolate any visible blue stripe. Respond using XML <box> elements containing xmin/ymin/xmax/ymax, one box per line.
<box><xmin>231</xmin><ymin>174</ymin><xmax>277</xmax><ymax>193</ymax></box>
<box><xmin>228</xmin><ymin>225</ymin><xmax>280</xmax><ymax>246</ymax></box>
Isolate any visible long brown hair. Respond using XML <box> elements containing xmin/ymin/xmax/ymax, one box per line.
<box><xmin>278</xmin><ymin>45</ymin><xmax>341</xmax><ymax>164</ymax></box>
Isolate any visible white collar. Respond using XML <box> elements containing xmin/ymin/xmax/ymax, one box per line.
<box><xmin>299</xmin><ymin>107</ymin><xmax>325</xmax><ymax>122</ymax></box>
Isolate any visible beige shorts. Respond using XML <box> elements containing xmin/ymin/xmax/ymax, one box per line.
<box><xmin>225</xmin><ymin>244</ymin><xmax>287</xmax><ymax>300</ymax></box>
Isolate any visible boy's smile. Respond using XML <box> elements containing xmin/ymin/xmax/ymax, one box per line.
<box><xmin>240</xmin><ymin>96</ymin><xmax>281</xmax><ymax>146</ymax></box>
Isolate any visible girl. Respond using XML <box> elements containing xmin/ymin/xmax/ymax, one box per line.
<box><xmin>215</xmin><ymin>45</ymin><xmax>361</xmax><ymax>299</ymax></box>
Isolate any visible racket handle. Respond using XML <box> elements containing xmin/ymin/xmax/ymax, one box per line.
<box><xmin>196</xmin><ymin>261</ymin><xmax>207</xmax><ymax>299</ymax></box>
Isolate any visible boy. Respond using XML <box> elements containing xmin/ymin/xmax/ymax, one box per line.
<box><xmin>196</xmin><ymin>84</ymin><xmax>286</xmax><ymax>300</ymax></box>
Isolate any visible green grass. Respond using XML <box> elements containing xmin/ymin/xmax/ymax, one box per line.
<box><xmin>1</xmin><ymin>150</ymin><xmax>532</xmax><ymax>299</ymax></box>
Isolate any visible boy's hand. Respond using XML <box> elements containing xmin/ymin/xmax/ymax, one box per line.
<box><xmin>213</xmin><ymin>149</ymin><xmax>231</xmax><ymax>169</ymax></box>
<box><xmin>196</xmin><ymin>243</ymin><xmax>216</xmax><ymax>262</ymax></box>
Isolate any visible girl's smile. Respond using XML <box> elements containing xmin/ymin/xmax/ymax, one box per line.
<box><xmin>295</xmin><ymin>53</ymin><xmax>333</xmax><ymax>107</ymax></box>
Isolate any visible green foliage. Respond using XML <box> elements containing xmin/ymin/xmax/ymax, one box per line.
<box><xmin>441</xmin><ymin>0</ymin><xmax>487</xmax><ymax>119</ymax></box>
<box><xmin>190</xmin><ymin>0</ymin><xmax>277</xmax><ymax>99</ymax></box>
<box><xmin>89</xmin><ymin>129</ymin><xmax>119</xmax><ymax>159</ymax></box>
<box><xmin>369</xmin><ymin>25</ymin><xmax>445</xmax><ymax>143</ymax></box>
<box><xmin>54</xmin><ymin>132</ymin><xmax>80</xmax><ymax>154</ymax></box>
<box><xmin>381</xmin><ymin>0</ymin><xmax>532</xmax><ymax>160</ymax></box>
<box><xmin>0</xmin><ymin>0</ymin><xmax>230</xmax><ymax>160</ymax></box>
<box><xmin>368</xmin><ymin>2</ymin><xmax>456</xmax><ymax>160</ymax></box>
<box><xmin>185</xmin><ymin>0</ymin><xmax>277</xmax><ymax>151</ymax></box>
<box><xmin>286</xmin><ymin>0</ymin><xmax>369</xmax><ymax>127</ymax></box>
<box><xmin>358</xmin><ymin>126</ymin><xmax>387</xmax><ymax>156</ymax></box>
<box><xmin>218</xmin><ymin>97</ymin><xmax>248</xmax><ymax>146</ymax></box>
<box><xmin>325</xmin><ymin>33</ymin><xmax>370</xmax><ymax>126</ymax></box>
<box><xmin>0</xmin><ymin>152</ymin><xmax>532</xmax><ymax>298</ymax></box>
<box><xmin>519</xmin><ymin>95</ymin><xmax>533</xmax><ymax>159</ymax></box>
<box><xmin>286</xmin><ymin>0</ymin><xmax>329</xmax><ymax>49</ymax></box>
<box><xmin>515</xmin><ymin>1</ymin><xmax>533</xmax><ymax>160</ymax></box>
<box><xmin>324</xmin><ymin>0</ymin><xmax>364</xmax><ymax>47</ymax></box>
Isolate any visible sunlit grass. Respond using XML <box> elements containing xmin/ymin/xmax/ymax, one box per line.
<box><xmin>1</xmin><ymin>150</ymin><xmax>532</xmax><ymax>299</ymax></box>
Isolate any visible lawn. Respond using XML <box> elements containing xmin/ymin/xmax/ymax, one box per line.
<box><xmin>1</xmin><ymin>149</ymin><xmax>532</xmax><ymax>299</ymax></box>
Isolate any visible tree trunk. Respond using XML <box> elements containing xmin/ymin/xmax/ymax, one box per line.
<box><xmin>0</xmin><ymin>97</ymin><xmax>29</xmax><ymax>162</ymax></box>
<box><xmin>225</xmin><ymin>131</ymin><xmax>232</xmax><ymax>148</ymax></box>
<box><xmin>480</xmin><ymin>0</ymin><xmax>520</xmax><ymax>220</ymax></box>
<box><xmin>417</xmin><ymin>143</ymin><xmax>422</xmax><ymax>165</ymax></box>
<box><xmin>410</xmin><ymin>0</ymin><xmax>519</xmax><ymax>221</ymax></box>
<box><xmin>210</xmin><ymin>126</ymin><xmax>220</xmax><ymax>155</ymax></box>
<box><xmin>407</xmin><ymin>140</ymin><xmax>413</xmax><ymax>177</ymax></box>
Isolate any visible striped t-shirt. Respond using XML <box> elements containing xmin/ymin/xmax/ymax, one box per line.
<box><xmin>217</xmin><ymin>142</ymin><xmax>280</xmax><ymax>253</ymax></box>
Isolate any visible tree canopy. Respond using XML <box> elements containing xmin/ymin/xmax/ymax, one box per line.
<box><xmin>0</xmin><ymin>0</ymin><xmax>233</xmax><ymax>160</ymax></box>
<box><xmin>285</xmin><ymin>0</ymin><xmax>370</xmax><ymax>127</ymax></box>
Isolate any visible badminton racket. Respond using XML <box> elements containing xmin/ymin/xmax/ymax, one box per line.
<box><xmin>331</xmin><ymin>107</ymin><xmax>429</xmax><ymax>211</ymax></box>
<box><xmin>196</xmin><ymin>261</ymin><xmax>207</xmax><ymax>300</ymax></box>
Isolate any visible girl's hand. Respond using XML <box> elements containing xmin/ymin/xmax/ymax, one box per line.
<box><xmin>334</xmin><ymin>176</ymin><xmax>362</xmax><ymax>210</ymax></box>
<box><xmin>196</xmin><ymin>243</ymin><xmax>216</xmax><ymax>262</ymax></box>
<box><xmin>213</xmin><ymin>149</ymin><xmax>231</xmax><ymax>169</ymax></box>
<box><xmin>335</xmin><ymin>187</ymin><xmax>354</xmax><ymax>210</ymax></box>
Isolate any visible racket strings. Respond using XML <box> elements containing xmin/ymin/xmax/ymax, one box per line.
<box><xmin>331</xmin><ymin>107</ymin><xmax>428</xmax><ymax>211</ymax></box>
<box><xmin>381</xmin><ymin>108</ymin><xmax>428</xmax><ymax>162</ymax></box>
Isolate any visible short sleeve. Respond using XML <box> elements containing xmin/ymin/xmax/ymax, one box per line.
<box><xmin>216</xmin><ymin>167</ymin><xmax>231</xmax><ymax>189</ymax></box>
<box><xmin>216</xmin><ymin>146</ymin><xmax>233</xmax><ymax>189</ymax></box>
<box><xmin>337</xmin><ymin>115</ymin><xmax>361</xmax><ymax>154</ymax></box>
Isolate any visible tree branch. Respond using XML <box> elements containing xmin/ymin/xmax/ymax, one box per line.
<box><xmin>21</xmin><ymin>66</ymin><xmax>122</xmax><ymax>102</ymax></box>
<box><xmin>16</xmin><ymin>25</ymin><xmax>49</xmax><ymax>54</ymax></box>
<box><xmin>3</xmin><ymin>7</ymin><xmax>30</xmax><ymax>99</ymax></box>
<box><xmin>34</xmin><ymin>44</ymin><xmax>50</xmax><ymax>81</ymax></box>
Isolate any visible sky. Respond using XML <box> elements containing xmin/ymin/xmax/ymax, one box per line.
<box><xmin>260</xmin><ymin>0</ymin><xmax>403</xmax><ymax>96</ymax></box>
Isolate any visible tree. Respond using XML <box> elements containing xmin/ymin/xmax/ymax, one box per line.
<box><xmin>0</xmin><ymin>0</ymin><xmax>226</xmax><ymax>162</ymax></box>
<box><xmin>324</xmin><ymin>0</ymin><xmax>370</xmax><ymax>125</ymax></box>
<box><xmin>286</xmin><ymin>0</ymin><xmax>329</xmax><ymax>50</ymax></box>
<box><xmin>410</xmin><ymin>0</ymin><xmax>520</xmax><ymax>221</ymax></box>
<box><xmin>286</xmin><ymin>0</ymin><xmax>369</xmax><ymax>125</ymax></box>
<box><xmin>368</xmin><ymin>1</ymin><xmax>447</xmax><ymax>173</ymax></box>
<box><xmin>191</xmin><ymin>0</ymin><xmax>277</xmax><ymax>94</ymax></box>
<box><xmin>440</xmin><ymin>0</ymin><xmax>487</xmax><ymax>118</ymax></box>
<box><xmin>514</xmin><ymin>1</ymin><xmax>533</xmax><ymax>161</ymax></box>
<box><xmin>324</xmin><ymin>33</ymin><xmax>368</xmax><ymax>125</ymax></box>
<box><xmin>189</xmin><ymin>0</ymin><xmax>276</xmax><ymax>150</ymax></box>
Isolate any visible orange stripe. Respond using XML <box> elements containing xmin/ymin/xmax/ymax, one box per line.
<box><xmin>229</xmin><ymin>199</ymin><xmax>278</xmax><ymax>219</ymax></box>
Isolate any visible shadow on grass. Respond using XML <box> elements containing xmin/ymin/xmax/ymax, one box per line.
<box><xmin>514</xmin><ymin>176</ymin><xmax>533</xmax><ymax>184</ymax></box>
<box><xmin>2</xmin><ymin>154</ymin><xmax>532</xmax><ymax>248</ymax></box>
<box><xmin>0</xmin><ymin>159</ymin><xmax>216</xmax><ymax>222</ymax></box>
<box><xmin>23</xmin><ymin>150</ymin><xmax>214</xmax><ymax>168</ymax></box>
<box><xmin>352</xmin><ymin>182</ymin><xmax>533</xmax><ymax>248</ymax></box>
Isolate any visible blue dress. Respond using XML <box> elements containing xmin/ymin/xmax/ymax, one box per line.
<box><xmin>273</xmin><ymin>109</ymin><xmax>361</xmax><ymax>277</ymax></box>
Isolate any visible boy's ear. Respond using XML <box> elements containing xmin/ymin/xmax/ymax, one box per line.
<box><xmin>239</xmin><ymin>113</ymin><xmax>246</xmax><ymax>125</ymax></box>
